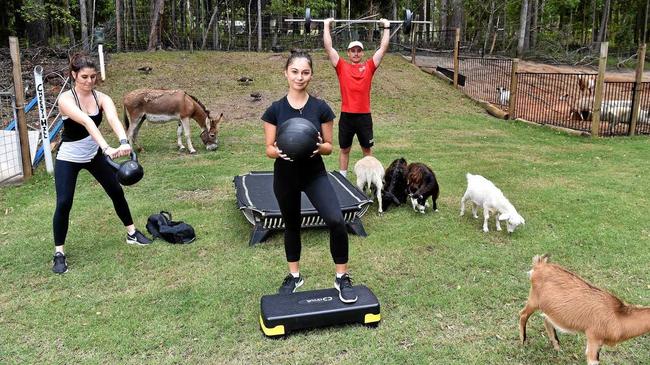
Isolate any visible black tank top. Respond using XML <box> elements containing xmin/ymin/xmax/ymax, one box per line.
<box><xmin>61</xmin><ymin>89</ymin><xmax>103</xmax><ymax>142</ymax></box>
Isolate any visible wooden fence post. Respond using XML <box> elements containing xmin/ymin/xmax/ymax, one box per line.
<box><xmin>9</xmin><ymin>37</ymin><xmax>32</xmax><ymax>180</ymax></box>
<box><xmin>508</xmin><ymin>58</ymin><xmax>519</xmax><ymax>118</ymax></box>
<box><xmin>591</xmin><ymin>42</ymin><xmax>608</xmax><ymax>137</ymax></box>
<box><xmin>629</xmin><ymin>43</ymin><xmax>646</xmax><ymax>136</ymax></box>
<box><xmin>453</xmin><ymin>27</ymin><xmax>460</xmax><ymax>88</ymax></box>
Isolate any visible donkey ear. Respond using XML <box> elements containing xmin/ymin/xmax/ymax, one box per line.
<box><xmin>498</xmin><ymin>213</ymin><xmax>510</xmax><ymax>221</ymax></box>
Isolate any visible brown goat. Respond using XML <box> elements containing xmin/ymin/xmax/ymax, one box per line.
<box><xmin>519</xmin><ymin>254</ymin><xmax>650</xmax><ymax>365</ymax></box>
<box><xmin>406</xmin><ymin>162</ymin><xmax>439</xmax><ymax>213</ymax></box>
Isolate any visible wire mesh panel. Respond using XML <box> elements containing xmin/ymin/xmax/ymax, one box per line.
<box><xmin>514</xmin><ymin>72</ymin><xmax>597</xmax><ymax>133</ymax></box>
<box><xmin>634</xmin><ymin>82</ymin><xmax>650</xmax><ymax>135</ymax></box>
<box><xmin>0</xmin><ymin>92</ymin><xmax>23</xmax><ymax>184</ymax></box>
<box><xmin>458</xmin><ymin>57</ymin><xmax>512</xmax><ymax>109</ymax></box>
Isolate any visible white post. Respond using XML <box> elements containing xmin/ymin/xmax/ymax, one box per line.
<box><xmin>98</xmin><ymin>44</ymin><xmax>106</xmax><ymax>81</ymax></box>
<box><xmin>33</xmin><ymin>65</ymin><xmax>54</xmax><ymax>174</ymax></box>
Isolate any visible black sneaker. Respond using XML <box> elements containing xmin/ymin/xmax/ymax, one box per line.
<box><xmin>278</xmin><ymin>274</ymin><xmax>304</xmax><ymax>295</ymax></box>
<box><xmin>126</xmin><ymin>230</ymin><xmax>153</xmax><ymax>245</ymax></box>
<box><xmin>334</xmin><ymin>273</ymin><xmax>358</xmax><ymax>303</ymax></box>
<box><xmin>52</xmin><ymin>252</ymin><xmax>68</xmax><ymax>274</ymax></box>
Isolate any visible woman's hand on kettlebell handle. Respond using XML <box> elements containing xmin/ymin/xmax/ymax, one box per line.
<box><xmin>115</xmin><ymin>143</ymin><xmax>132</xmax><ymax>157</ymax></box>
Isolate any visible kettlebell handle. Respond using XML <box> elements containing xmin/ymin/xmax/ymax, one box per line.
<box><xmin>105</xmin><ymin>151</ymin><xmax>138</xmax><ymax>170</ymax></box>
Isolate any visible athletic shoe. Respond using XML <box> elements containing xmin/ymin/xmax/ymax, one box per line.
<box><xmin>126</xmin><ymin>230</ymin><xmax>153</xmax><ymax>245</ymax></box>
<box><xmin>52</xmin><ymin>252</ymin><xmax>68</xmax><ymax>274</ymax></box>
<box><xmin>334</xmin><ymin>273</ymin><xmax>358</xmax><ymax>303</ymax></box>
<box><xmin>278</xmin><ymin>274</ymin><xmax>304</xmax><ymax>295</ymax></box>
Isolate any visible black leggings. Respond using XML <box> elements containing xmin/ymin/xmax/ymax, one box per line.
<box><xmin>53</xmin><ymin>152</ymin><xmax>133</xmax><ymax>246</ymax></box>
<box><xmin>273</xmin><ymin>165</ymin><xmax>349</xmax><ymax>264</ymax></box>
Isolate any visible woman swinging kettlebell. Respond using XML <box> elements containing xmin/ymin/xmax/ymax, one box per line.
<box><xmin>51</xmin><ymin>53</ymin><xmax>152</xmax><ymax>275</ymax></box>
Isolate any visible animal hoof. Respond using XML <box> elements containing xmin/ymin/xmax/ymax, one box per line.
<box><xmin>189</xmin><ymin>150</ymin><xmax>197</xmax><ymax>154</ymax></box>
<box><xmin>179</xmin><ymin>146</ymin><xmax>186</xmax><ymax>151</ymax></box>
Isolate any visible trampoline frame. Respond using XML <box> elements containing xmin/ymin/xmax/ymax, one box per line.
<box><xmin>234</xmin><ymin>171</ymin><xmax>372</xmax><ymax>245</ymax></box>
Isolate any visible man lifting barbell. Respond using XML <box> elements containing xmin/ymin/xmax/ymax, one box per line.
<box><xmin>323</xmin><ymin>17</ymin><xmax>391</xmax><ymax>178</ymax></box>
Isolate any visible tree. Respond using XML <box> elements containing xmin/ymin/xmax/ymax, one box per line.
<box><xmin>517</xmin><ymin>0</ymin><xmax>528</xmax><ymax>56</ymax></box>
<box><xmin>116</xmin><ymin>0</ymin><xmax>122</xmax><ymax>51</ymax></box>
<box><xmin>597</xmin><ymin>0</ymin><xmax>611</xmax><ymax>42</ymax></box>
<box><xmin>147</xmin><ymin>0</ymin><xmax>165</xmax><ymax>50</ymax></box>
<box><xmin>79</xmin><ymin>0</ymin><xmax>89</xmax><ymax>49</ymax></box>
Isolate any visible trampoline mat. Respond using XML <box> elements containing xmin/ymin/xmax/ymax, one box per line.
<box><xmin>233</xmin><ymin>171</ymin><xmax>372</xmax><ymax>245</ymax></box>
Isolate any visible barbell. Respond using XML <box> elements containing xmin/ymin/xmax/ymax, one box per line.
<box><xmin>284</xmin><ymin>8</ymin><xmax>429</xmax><ymax>35</ymax></box>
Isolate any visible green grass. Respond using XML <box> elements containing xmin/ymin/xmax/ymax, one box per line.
<box><xmin>1</xmin><ymin>51</ymin><xmax>650</xmax><ymax>364</ymax></box>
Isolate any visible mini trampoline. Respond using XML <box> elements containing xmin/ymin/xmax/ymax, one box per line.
<box><xmin>234</xmin><ymin>171</ymin><xmax>372</xmax><ymax>245</ymax></box>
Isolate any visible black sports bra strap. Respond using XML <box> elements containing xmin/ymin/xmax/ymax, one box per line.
<box><xmin>70</xmin><ymin>88</ymin><xmax>81</xmax><ymax>108</ymax></box>
<box><xmin>92</xmin><ymin>90</ymin><xmax>100</xmax><ymax>109</ymax></box>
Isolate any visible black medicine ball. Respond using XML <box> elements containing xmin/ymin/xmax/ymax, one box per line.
<box><xmin>275</xmin><ymin>117</ymin><xmax>319</xmax><ymax>161</ymax></box>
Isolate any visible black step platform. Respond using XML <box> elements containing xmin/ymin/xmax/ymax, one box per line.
<box><xmin>234</xmin><ymin>171</ymin><xmax>373</xmax><ymax>245</ymax></box>
<box><xmin>259</xmin><ymin>285</ymin><xmax>381</xmax><ymax>337</ymax></box>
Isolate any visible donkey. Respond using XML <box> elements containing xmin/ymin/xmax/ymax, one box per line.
<box><xmin>123</xmin><ymin>89</ymin><xmax>223</xmax><ymax>154</ymax></box>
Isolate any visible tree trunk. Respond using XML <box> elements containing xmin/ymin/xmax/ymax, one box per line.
<box><xmin>257</xmin><ymin>0</ymin><xmax>262</xmax><ymax>51</ymax></box>
<box><xmin>591</xmin><ymin>0</ymin><xmax>597</xmax><ymax>42</ymax></box>
<box><xmin>89</xmin><ymin>0</ymin><xmax>96</xmax><ymax>47</ymax></box>
<box><xmin>597</xmin><ymin>0</ymin><xmax>611</xmax><ymax>42</ymax></box>
<box><xmin>439</xmin><ymin>0</ymin><xmax>447</xmax><ymax>32</ymax></box>
<box><xmin>186</xmin><ymin>0</ymin><xmax>193</xmax><ymax>51</ymax></box>
<box><xmin>27</xmin><ymin>0</ymin><xmax>48</xmax><ymax>46</ymax></box>
<box><xmin>517</xmin><ymin>0</ymin><xmax>528</xmax><ymax>56</ymax></box>
<box><xmin>450</xmin><ymin>0</ymin><xmax>462</xmax><ymax>30</ymax></box>
<box><xmin>247</xmin><ymin>0</ymin><xmax>251</xmax><ymax>51</ymax></box>
<box><xmin>79</xmin><ymin>0</ymin><xmax>89</xmax><ymax>50</ymax></box>
<box><xmin>131</xmin><ymin>0</ymin><xmax>138</xmax><ymax>47</ymax></box>
<box><xmin>147</xmin><ymin>0</ymin><xmax>165</xmax><ymax>50</ymax></box>
<box><xmin>523</xmin><ymin>0</ymin><xmax>532</xmax><ymax>50</ymax></box>
<box><xmin>641</xmin><ymin>0</ymin><xmax>650</xmax><ymax>43</ymax></box>
<box><xmin>201</xmin><ymin>1</ymin><xmax>220</xmax><ymax>49</ymax></box>
<box><xmin>483</xmin><ymin>0</ymin><xmax>495</xmax><ymax>53</ymax></box>
<box><xmin>489</xmin><ymin>15</ymin><xmax>499</xmax><ymax>54</ymax></box>
<box><xmin>65</xmin><ymin>0</ymin><xmax>76</xmax><ymax>46</ymax></box>
<box><xmin>530</xmin><ymin>0</ymin><xmax>538</xmax><ymax>49</ymax></box>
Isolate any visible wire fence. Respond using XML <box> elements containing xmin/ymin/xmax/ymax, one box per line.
<box><xmin>0</xmin><ymin>92</ymin><xmax>23</xmax><ymax>184</ymax></box>
<box><xmin>514</xmin><ymin>73</ymin><xmax>650</xmax><ymax>136</ymax></box>
<box><xmin>458</xmin><ymin>57</ymin><xmax>512</xmax><ymax>108</ymax></box>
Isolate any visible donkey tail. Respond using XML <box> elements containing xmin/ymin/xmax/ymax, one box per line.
<box><xmin>123</xmin><ymin>107</ymin><xmax>129</xmax><ymax>129</ymax></box>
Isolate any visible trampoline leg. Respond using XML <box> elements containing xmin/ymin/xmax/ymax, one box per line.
<box><xmin>250</xmin><ymin>225</ymin><xmax>273</xmax><ymax>246</ymax></box>
<box><xmin>346</xmin><ymin>216</ymin><xmax>368</xmax><ymax>237</ymax></box>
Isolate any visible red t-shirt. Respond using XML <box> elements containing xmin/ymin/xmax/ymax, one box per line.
<box><xmin>335</xmin><ymin>59</ymin><xmax>377</xmax><ymax>113</ymax></box>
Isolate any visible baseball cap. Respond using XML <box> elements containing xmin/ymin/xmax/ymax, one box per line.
<box><xmin>347</xmin><ymin>41</ymin><xmax>364</xmax><ymax>50</ymax></box>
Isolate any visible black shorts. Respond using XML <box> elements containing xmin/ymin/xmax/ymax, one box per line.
<box><xmin>338</xmin><ymin>112</ymin><xmax>374</xmax><ymax>149</ymax></box>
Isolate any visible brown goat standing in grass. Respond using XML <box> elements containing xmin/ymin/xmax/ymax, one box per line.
<box><xmin>519</xmin><ymin>254</ymin><xmax>650</xmax><ymax>365</ymax></box>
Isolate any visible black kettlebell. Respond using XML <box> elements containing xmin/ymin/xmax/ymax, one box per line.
<box><xmin>106</xmin><ymin>151</ymin><xmax>144</xmax><ymax>186</ymax></box>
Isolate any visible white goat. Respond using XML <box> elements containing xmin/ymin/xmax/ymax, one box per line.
<box><xmin>639</xmin><ymin>109</ymin><xmax>650</xmax><ymax>124</ymax></box>
<box><xmin>601</xmin><ymin>100</ymin><xmax>632</xmax><ymax>125</ymax></box>
<box><xmin>460</xmin><ymin>173</ymin><xmax>525</xmax><ymax>233</ymax></box>
<box><xmin>496</xmin><ymin>86</ymin><xmax>510</xmax><ymax>105</ymax></box>
<box><xmin>354</xmin><ymin>156</ymin><xmax>384</xmax><ymax>214</ymax></box>
<box><xmin>520</xmin><ymin>254</ymin><xmax>650</xmax><ymax>365</ymax></box>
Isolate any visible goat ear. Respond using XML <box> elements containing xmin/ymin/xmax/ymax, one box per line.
<box><xmin>498</xmin><ymin>213</ymin><xmax>510</xmax><ymax>221</ymax></box>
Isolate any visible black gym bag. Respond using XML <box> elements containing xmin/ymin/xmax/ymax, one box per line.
<box><xmin>146</xmin><ymin>211</ymin><xmax>196</xmax><ymax>244</ymax></box>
